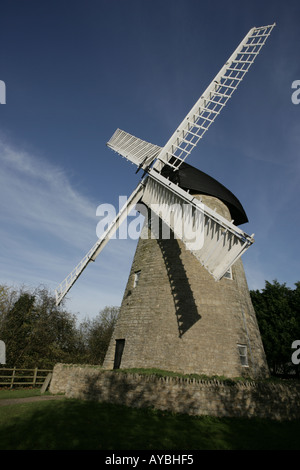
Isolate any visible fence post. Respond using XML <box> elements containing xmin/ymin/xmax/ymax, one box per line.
<box><xmin>33</xmin><ymin>367</ymin><xmax>38</xmax><ymax>386</ymax></box>
<box><xmin>10</xmin><ymin>366</ymin><xmax>16</xmax><ymax>389</ymax></box>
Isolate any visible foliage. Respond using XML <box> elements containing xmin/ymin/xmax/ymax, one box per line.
<box><xmin>79</xmin><ymin>306</ymin><xmax>119</xmax><ymax>364</ymax></box>
<box><xmin>0</xmin><ymin>284</ymin><xmax>119</xmax><ymax>369</ymax></box>
<box><xmin>250</xmin><ymin>280</ymin><xmax>300</xmax><ymax>377</ymax></box>
<box><xmin>0</xmin><ymin>286</ymin><xmax>82</xmax><ymax>368</ymax></box>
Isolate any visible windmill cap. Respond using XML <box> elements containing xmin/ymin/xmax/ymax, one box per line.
<box><xmin>161</xmin><ymin>162</ymin><xmax>248</xmax><ymax>226</ymax></box>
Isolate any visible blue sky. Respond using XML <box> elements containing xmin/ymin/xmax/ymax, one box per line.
<box><xmin>0</xmin><ymin>0</ymin><xmax>299</xmax><ymax>320</ymax></box>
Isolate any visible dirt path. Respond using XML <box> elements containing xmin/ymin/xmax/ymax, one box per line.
<box><xmin>0</xmin><ymin>395</ymin><xmax>65</xmax><ymax>406</ymax></box>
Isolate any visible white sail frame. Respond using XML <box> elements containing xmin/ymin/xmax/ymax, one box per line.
<box><xmin>107</xmin><ymin>128</ymin><xmax>161</xmax><ymax>169</ymax></box>
<box><xmin>154</xmin><ymin>24</ymin><xmax>275</xmax><ymax>172</ymax></box>
<box><xmin>143</xmin><ymin>170</ymin><xmax>254</xmax><ymax>281</ymax></box>
<box><xmin>55</xmin><ymin>182</ymin><xmax>145</xmax><ymax>305</ymax></box>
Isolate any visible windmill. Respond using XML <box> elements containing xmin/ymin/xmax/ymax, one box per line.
<box><xmin>55</xmin><ymin>24</ymin><xmax>275</xmax><ymax>378</ymax></box>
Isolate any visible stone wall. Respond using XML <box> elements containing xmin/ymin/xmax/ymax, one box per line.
<box><xmin>50</xmin><ymin>364</ymin><xmax>300</xmax><ymax>421</ymax></box>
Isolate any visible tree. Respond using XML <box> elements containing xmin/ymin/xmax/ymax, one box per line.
<box><xmin>0</xmin><ymin>284</ymin><xmax>119</xmax><ymax>368</ymax></box>
<box><xmin>2</xmin><ymin>290</ymin><xmax>36</xmax><ymax>367</ymax></box>
<box><xmin>0</xmin><ymin>285</ymin><xmax>18</xmax><ymax>315</ymax></box>
<box><xmin>250</xmin><ymin>280</ymin><xmax>300</xmax><ymax>377</ymax></box>
<box><xmin>0</xmin><ymin>285</ymin><xmax>18</xmax><ymax>331</ymax></box>
<box><xmin>0</xmin><ymin>286</ymin><xmax>84</xmax><ymax>368</ymax></box>
<box><xmin>79</xmin><ymin>306</ymin><xmax>119</xmax><ymax>365</ymax></box>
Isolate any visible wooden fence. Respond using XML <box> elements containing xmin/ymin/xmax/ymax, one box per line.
<box><xmin>0</xmin><ymin>367</ymin><xmax>52</xmax><ymax>388</ymax></box>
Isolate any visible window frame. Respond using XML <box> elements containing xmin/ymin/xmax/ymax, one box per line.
<box><xmin>237</xmin><ymin>343</ymin><xmax>249</xmax><ymax>367</ymax></box>
<box><xmin>224</xmin><ymin>266</ymin><xmax>233</xmax><ymax>280</ymax></box>
<box><xmin>133</xmin><ymin>270</ymin><xmax>141</xmax><ymax>288</ymax></box>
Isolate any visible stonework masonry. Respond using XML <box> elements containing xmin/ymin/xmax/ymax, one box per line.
<box><xmin>103</xmin><ymin>195</ymin><xmax>269</xmax><ymax>378</ymax></box>
<box><xmin>50</xmin><ymin>364</ymin><xmax>300</xmax><ymax>421</ymax></box>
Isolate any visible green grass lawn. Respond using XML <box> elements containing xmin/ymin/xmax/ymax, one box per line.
<box><xmin>0</xmin><ymin>390</ymin><xmax>300</xmax><ymax>450</ymax></box>
<box><xmin>0</xmin><ymin>388</ymin><xmax>47</xmax><ymax>400</ymax></box>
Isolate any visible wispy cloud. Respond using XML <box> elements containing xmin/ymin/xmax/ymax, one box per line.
<box><xmin>0</xmin><ymin>139</ymin><xmax>97</xmax><ymax>249</ymax></box>
<box><xmin>0</xmin><ymin>138</ymin><xmax>136</xmax><ymax>316</ymax></box>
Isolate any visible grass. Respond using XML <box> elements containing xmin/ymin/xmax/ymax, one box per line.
<box><xmin>0</xmin><ymin>387</ymin><xmax>48</xmax><ymax>400</ymax></box>
<box><xmin>0</xmin><ymin>389</ymin><xmax>300</xmax><ymax>450</ymax></box>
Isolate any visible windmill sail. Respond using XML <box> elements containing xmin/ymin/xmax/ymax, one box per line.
<box><xmin>55</xmin><ymin>182</ymin><xmax>145</xmax><ymax>305</ymax></box>
<box><xmin>142</xmin><ymin>170</ymin><xmax>254</xmax><ymax>281</ymax></box>
<box><xmin>107</xmin><ymin>24</ymin><xmax>275</xmax><ymax>174</ymax></box>
<box><xmin>107</xmin><ymin>128</ymin><xmax>161</xmax><ymax>169</ymax></box>
<box><xmin>153</xmin><ymin>24</ymin><xmax>275</xmax><ymax>172</ymax></box>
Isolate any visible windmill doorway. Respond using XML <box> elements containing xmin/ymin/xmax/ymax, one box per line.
<box><xmin>113</xmin><ymin>339</ymin><xmax>125</xmax><ymax>369</ymax></box>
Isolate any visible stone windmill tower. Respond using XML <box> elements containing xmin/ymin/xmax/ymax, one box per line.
<box><xmin>55</xmin><ymin>24</ymin><xmax>275</xmax><ymax>378</ymax></box>
<box><xmin>102</xmin><ymin>166</ymin><xmax>268</xmax><ymax>378</ymax></box>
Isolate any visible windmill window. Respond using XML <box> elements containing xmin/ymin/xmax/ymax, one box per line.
<box><xmin>224</xmin><ymin>267</ymin><xmax>233</xmax><ymax>280</ymax></box>
<box><xmin>237</xmin><ymin>344</ymin><xmax>248</xmax><ymax>367</ymax></box>
<box><xmin>133</xmin><ymin>270</ymin><xmax>141</xmax><ymax>288</ymax></box>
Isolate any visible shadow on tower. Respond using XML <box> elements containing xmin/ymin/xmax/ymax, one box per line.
<box><xmin>151</xmin><ymin>217</ymin><xmax>201</xmax><ymax>337</ymax></box>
